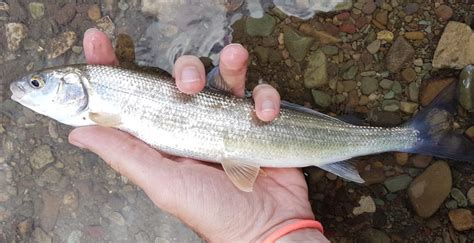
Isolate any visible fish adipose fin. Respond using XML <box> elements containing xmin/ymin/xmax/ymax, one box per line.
<box><xmin>403</xmin><ymin>83</ymin><xmax>474</xmax><ymax>161</ymax></box>
<box><xmin>320</xmin><ymin>161</ymin><xmax>365</xmax><ymax>183</ymax></box>
<box><xmin>221</xmin><ymin>159</ymin><xmax>260</xmax><ymax>192</ymax></box>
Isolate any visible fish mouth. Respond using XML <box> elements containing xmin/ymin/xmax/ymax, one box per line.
<box><xmin>10</xmin><ymin>82</ymin><xmax>26</xmax><ymax>101</ymax></box>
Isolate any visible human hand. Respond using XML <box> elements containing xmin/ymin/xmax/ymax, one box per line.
<box><xmin>69</xmin><ymin>28</ymin><xmax>328</xmax><ymax>242</ymax></box>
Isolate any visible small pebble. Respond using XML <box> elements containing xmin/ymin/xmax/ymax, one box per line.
<box><xmin>448</xmin><ymin>209</ymin><xmax>473</xmax><ymax>231</ymax></box>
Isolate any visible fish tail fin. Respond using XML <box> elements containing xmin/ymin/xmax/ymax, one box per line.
<box><xmin>403</xmin><ymin>83</ymin><xmax>474</xmax><ymax>161</ymax></box>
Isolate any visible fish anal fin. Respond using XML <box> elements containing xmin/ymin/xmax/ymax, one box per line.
<box><xmin>221</xmin><ymin>160</ymin><xmax>260</xmax><ymax>192</ymax></box>
<box><xmin>319</xmin><ymin>161</ymin><xmax>365</xmax><ymax>183</ymax></box>
<box><xmin>89</xmin><ymin>112</ymin><xmax>122</xmax><ymax>127</ymax></box>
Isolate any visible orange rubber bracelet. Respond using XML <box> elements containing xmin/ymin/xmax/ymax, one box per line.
<box><xmin>262</xmin><ymin>220</ymin><xmax>324</xmax><ymax>243</ymax></box>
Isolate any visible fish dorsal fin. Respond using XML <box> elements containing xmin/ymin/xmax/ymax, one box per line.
<box><xmin>281</xmin><ymin>101</ymin><xmax>347</xmax><ymax>124</ymax></box>
<box><xmin>206</xmin><ymin>66</ymin><xmax>232</xmax><ymax>93</ymax></box>
<box><xmin>319</xmin><ymin>161</ymin><xmax>365</xmax><ymax>183</ymax></box>
<box><xmin>221</xmin><ymin>159</ymin><xmax>260</xmax><ymax>192</ymax></box>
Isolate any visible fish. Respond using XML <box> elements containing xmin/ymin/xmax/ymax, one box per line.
<box><xmin>9</xmin><ymin>64</ymin><xmax>474</xmax><ymax>192</ymax></box>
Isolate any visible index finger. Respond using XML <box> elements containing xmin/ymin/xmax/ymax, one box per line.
<box><xmin>219</xmin><ymin>44</ymin><xmax>249</xmax><ymax>97</ymax></box>
<box><xmin>83</xmin><ymin>28</ymin><xmax>119</xmax><ymax>65</ymax></box>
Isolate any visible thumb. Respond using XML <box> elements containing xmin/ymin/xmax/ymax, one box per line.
<box><xmin>68</xmin><ymin>126</ymin><xmax>180</xmax><ymax>208</ymax></box>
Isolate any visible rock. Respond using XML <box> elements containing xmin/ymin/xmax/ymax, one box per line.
<box><xmin>382</xmin><ymin>100</ymin><xmax>400</xmax><ymax>112</ymax></box>
<box><xmin>28</xmin><ymin>2</ymin><xmax>45</xmax><ymax>19</ymax></box>
<box><xmin>392</xmin><ymin>81</ymin><xmax>402</xmax><ymax>94</ymax></box>
<box><xmin>33</xmin><ymin>228</ymin><xmax>52</xmax><ymax>243</ymax></box>
<box><xmin>367</xmin><ymin>40</ymin><xmax>381</xmax><ymax>54</ymax></box>
<box><xmin>383</xmin><ymin>91</ymin><xmax>395</xmax><ymax>99</ymax></box>
<box><xmin>375</xmin><ymin>10</ymin><xmax>388</xmax><ymax>26</ymax></box>
<box><xmin>466</xmin><ymin>126</ymin><xmax>474</xmax><ymax>141</ymax></box>
<box><xmin>320</xmin><ymin>45</ymin><xmax>339</xmax><ymax>56</ymax></box>
<box><xmin>339</xmin><ymin>23</ymin><xmax>357</xmax><ymax>34</ymax></box>
<box><xmin>408</xmin><ymin>161</ymin><xmax>452</xmax><ymax>218</ymax></box>
<box><xmin>0</xmin><ymin>2</ymin><xmax>8</xmax><ymax>12</ymax></box>
<box><xmin>401</xmin><ymin>68</ymin><xmax>417</xmax><ymax>82</ymax></box>
<box><xmin>108</xmin><ymin>211</ymin><xmax>126</xmax><ymax>226</ymax></box>
<box><xmin>284</xmin><ymin>27</ymin><xmax>314</xmax><ymax>61</ymax></box>
<box><xmin>96</xmin><ymin>16</ymin><xmax>115</xmax><ymax>39</ymax></box>
<box><xmin>384</xmin><ymin>174</ymin><xmax>412</xmax><ymax>193</ymax></box>
<box><xmin>36</xmin><ymin>167</ymin><xmax>62</xmax><ymax>186</ymax></box>
<box><xmin>353</xmin><ymin>195</ymin><xmax>376</xmax><ymax>216</ymax></box>
<box><xmin>433</xmin><ymin>22</ymin><xmax>474</xmax><ymax>69</ymax></box>
<box><xmin>400</xmin><ymin>101</ymin><xmax>418</xmax><ymax>114</ymax></box>
<box><xmin>435</xmin><ymin>5</ymin><xmax>453</xmax><ymax>21</ymax></box>
<box><xmin>245</xmin><ymin>14</ymin><xmax>276</xmax><ymax>37</ymax></box>
<box><xmin>467</xmin><ymin>187</ymin><xmax>474</xmax><ymax>205</ymax></box>
<box><xmin>360</xmin><ymin>77</ymin><xmax>378</xmax><ymax>95</ymax></box>
<box><xmin>5</xmin><ymin>23</ymin><xmax>27</xmax><ymax>51</ymax></box>
<box><xmin>311</xmin><ymin>90</ymin><xmax>331</xmax><ymax>108</ymax></box>
<box><xmin>54</xmin><ymin>3</ymin><xmax>76</xmax><ymax>25</ymax></box>
<box><xmin>379</xmin><ymin>79</ymin><xmax>394</xmax><ymax>90</ymax></box>
<box><xmin>377</xmin><ymin>30</ymin><xmax>394</xmax><ymax>42</ymax></box>
<box><xmin>408</xmin><ymin>82</ymin><xmax>419</xmax><ymax>102</ymax></box>
<box><xmin>30</xmin><ymin>145</ymin><xmax>54</xmax><ymax>169</ymax></box>
<box><xmin>6</xmin><ymin>0</ymin><xmax>27</xmax><ymax>22</ymax></box>
<box><xmin>88</xmin><ymin>4</ymin><xmax>101</xmax><ymax>21</ymax></box>
<box><xmin>420</xmin><ymin>77</ymin><xmax>455</xmax><ymax>106</ymax></box>
<box><xmin>40</xmin><ymin>191</ymin><xmax>60</xmax><ymax>231</ymax></box>
<box><xmin>47</xmin><ymin>31</ymin><xmax>77</xmax><ymax>59</ymax></box>
<box><xmin>446</xmin><ymin>199</ymin><xmax>458</xmax><ymax>210</ymax></box>
<box><xmin>459</xmin><ymin>65</ymin><xmax>473</xmax><ymax>112</ymax></box>
<box><xmin>451</xmin><ymin>188</ymin><xmax>468</xmax><ymax>207</ymax></box>
<box><xmin>68</xmin><ymin>230</ymin><xmax>83</xmax><ymax>243</ymax></box>
<box><xmin>343</xmin><ymin>66</ymin><xmax>358</xmax><ymax>80</ymax></box>
<box><xmin>362</xmin><ymin>0</ymin><xmax>376</xmax><ymax>15</ymax></box>
<box><xmin>17</xmin><ymin>219</ymin><xmax>33</xmax><ymax>237</ymax></box>
<box><xmin>448</xmin><ymin>209</ymin><xmax>473</xmax><ymax>231</ymax></box>
<box><xmin>304</xmin><ymin>50</ymin><xmax>327</xmax><ymax>88</ymax></box>
<box><xmin>358</xmin><ymin>228</ymin><xmax>391</xmax><ymax>243</ymax></box>
<box><xmin>395</xmin><ymin>153</ymin><xmax>409</xmax><ymax>166</ymax></box>
<box><xmin>298</xmin><ymin>23</ymin><xmax>341</xmax><ymax>44</ymax></box>
<box><xmin>404</xmin><ymin>3</ymin><xmax>419</xmax><ymax>15</ymax></box>
<box><xmin>404</xmin><ymin>32</ymin><xmax>425</xmax><ymax>40</ymax></box>
<box><xmin>135</xmin><ymin>231</ymin><xmax>151</xmax><ymax>243</ymax></box>
<box><xmin>411</xmin><ymin>155</ymin><xmax>432</xmax><ymax>168</ymax></box>
<box><xmin>254</xmin><ymin>46</ymin><xmax>269</xmax><ymax>63</ymax></box>
<box><xmin>386</xmin><ymin>37</ymin><xmax>415</xmax><ymax>73</ymax></box>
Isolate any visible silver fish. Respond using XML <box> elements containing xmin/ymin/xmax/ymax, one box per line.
<box><xmin>10</xmin><ymin>65</ymin><xmax>474</xmax><ymax>191</ymax></box>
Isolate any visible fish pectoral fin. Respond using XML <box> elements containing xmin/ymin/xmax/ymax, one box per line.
<box><xmin>89</xmin><ymin>111</ymin><xmax>122</xmax><ymax>127</ymax></box>
<box><xmin>319</xmin><ymin>161</ymin><xmax>365</xmax><ymax>183</ymax></box>
<box><xmin>221</xmin><ymin>160</ymin><xmax>260</xmax><ymax>192</ymax></box>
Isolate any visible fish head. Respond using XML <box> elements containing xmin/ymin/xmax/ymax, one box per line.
<box><xmin>10</xmin><ymin>66</ymin><xmax>91</xmax><ymax>125</ymax></box>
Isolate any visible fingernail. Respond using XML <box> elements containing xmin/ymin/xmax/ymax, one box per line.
<box><xmin>181</xmin><ymin>66</ymin><xmax>201</xmax><ymax>83</ymax></box>
<box><xmin>261</xmin><ymin>100</ymin><xmax>275</xmax><ymax>113</ymax></box>
<box><xmin>69</xmin><ymin>139</ymin><xmax>86</xmax><ymax>149</ymax></box>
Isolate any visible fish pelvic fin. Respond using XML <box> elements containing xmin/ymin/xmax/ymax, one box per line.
<box><xmin>221</xmin><ymin>159</ymin><xmax>260</xmax><ymax>192</ymax></box>
<box><xmin>319</xmin><ymin>161</ymin><xmax>365</xmax><ymax>183</ymax></box>
<box><xmin>89</xmin><ymin>111</ymin><xmax>122</xmax><ymax>127</ymax></box>
<box><xmin>403</xmin><ymin>82</ymin><xmax>474</xmax><ymax>162</ymax></box>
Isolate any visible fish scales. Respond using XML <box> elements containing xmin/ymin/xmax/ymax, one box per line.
<box><xmin>85</xmin><ymin>65</ymin><xmax>418</xmax><ymax>167</ymax></box>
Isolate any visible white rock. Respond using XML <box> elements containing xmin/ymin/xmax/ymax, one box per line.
<box><xmin>353</xmin><ymin>195</ymin><xmax>376</xmax><ymax>215</ymax></box>
<box><xmin>5</xmin><ymin>23</ymin><xmax>28</xmax><ymax>51</ymax></box>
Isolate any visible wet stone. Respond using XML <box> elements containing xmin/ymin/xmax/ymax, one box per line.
<box><xmin>33</xmin><ymin>228</ymin><xmax>52</xmax><ymax>243</ymax></box>
<box><xmin>446</xmin><ymin>199</ymin><xmax>458</xmax><ymax>210</ymax></box>
<box><xmin>343</xmin><ymin>66</ymin><xmax>358</xmax><ymax>80</ymax></box>
<box><xmin>284</xmin><ymin>26</ymin><xmax>314</xmax><ymax>61</ymax></box>
<box><xmin>451</xmin><ymin>188</ymin><xmax>468</xmax><ymax>207</ymax></box>
<box><xmin>321</xmin><ymin>45</ymin><xmax>339</xmax><ymax>56</ymax></box>
<box><xmin>88</xmin><ymin>4</ymin><xmax>101</xmax><ymax>21</ymax></box>
<box><xmin>384</xmin><ymin>174</ymin><xmax>412</xmax><ymax>193</ymax></box>
<box><xmin>404</xmin><ymin>3</ymin><xmax>419</xmax><ymax>15</ymax></box>
<box><xmin>448</xmin><ymin>209</ymin><xmax>473</xmax><ymax>231</ymax></box>
<box><xmin>30</xmin><ymin>145</ymin><xmax>54</xmax><ymax>169</ymax></box>
<box><xmin>246</xmin><ymin>14</ymin><xmax>276</xmax><ymax>37</ymax></box>
<box><xmin>400</xmin><ymin>101</ymin><xmax>418</xmax><ymax>114</ymax></box>
<box><xmin>395</xmin><ymin>153</ymin><xmax>409</xmax><ymax>166</ymax></box>
<box><xmin>6</xmin><ymin>0</ymin><xmax>27</xmax><ymax>22</ymax></box>
<box><xmin>304</xmin><ymin>50</ymin><xmax>327</xmax><ymax>88</ymax></box>
<box><xmin>367</xmin><ymin>39</ymin><xmax>381</xmax><ymax>54</ymax></box>
<box><xmin>408</xmin><ymin>82</ymin><xmax>419</xmax><ymax>102</ymax></box>
<box><xmin>467</xmin><ymin>187</ymin><xmax>474</xmax><ymax>205</ymax></box>
<box><xmin>411</xmin><ymin>155</ymin><xmax>432</xmax><ymax>168</ymax></box>
<box><xmin>68</xmin><ymin>230</ymin><xmax>83</xmax><ymax>243</ymax></box>
<box><xmin>360</xmin><ymin>77</ymin><xmax>378</xmax><ymax>95</ymax></box>
<box><xmin>432</xmin><ymin>22</ymin><xmax>474</xmax><ymax>69</ymax></box>
<box><xmin>459</xmin><ymin>65</ymin><xmax>473</xmax><ymax>112</ymax></box>
<box><xmin>96</xmin><ymin>16</ymin><xmax>115</xmax><ymax>39</ymax></box>
<box><xmin>435</xmin><ymin>5</ymin><xmax>453</xmax><ymax>21</ymax></box>
<box><xmin>47</xmin><ymin>31</ymin><xmax>77</xmax><ymax>59</ymax></box>
<box><xmin>386</xmin><ymin>37</ymin><xmax>415</xmax><ymax>73</ymax></box>
<box><xmin>401</xmin><ymin>68</ymin><xmax>417</xmax><ymax>82</ymax></box>
<box><xmin>28</xmin><ymin>2</ymin><xmax>45</xmax><ymax>19</ymax></box>
<box><xmin>54</xmin><ymin>3</ymin><xmax>76</xmax><ymax>25</ymax></box>
<box><xmin>5</xmin><ymin>22</ymin><xmax>27</xmax><ymax>51</ymax></box>
<box><xmin>40</xmin><ymin>191</ymin><xmax>60</xmax><ymax>231</ymax></box>
<box><xmin>36</xmin><ymin>167</ymin><xmax>62</xmax><ymax>186</ymax></box>
<box><xmin>379</xmin><ymin>79</ymin><xmax>394</xmax><ymax>90</ymax></box>
<box><xmin>382</xmin><ymin>100</ymin><xmax>400</xmax><ymax>112</ymax></box>
<box><xmin>404</xmin><ymin>32</ymin><xmax>425</xmax><ymax>40</ymax></box>
<box><xmin>311</xmin><ymin>90</ymin><xmax>331</xmax><ymax>108</ymax></box>
<box><xmin>408</xmin><ymin>161</ymin><xmax>452</xmax><ymax>218</ymax></box>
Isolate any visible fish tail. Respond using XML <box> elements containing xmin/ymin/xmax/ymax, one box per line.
<box><xmin>403</xmin><ymin>83</ymin><xmax>474</xmax><ymax>161</ymax></box>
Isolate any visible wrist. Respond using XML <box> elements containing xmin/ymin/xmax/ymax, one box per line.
<box><xmin>254</xmin><ymin>219</ymin><xmax>327</xmax><ymax>243</ymax></box>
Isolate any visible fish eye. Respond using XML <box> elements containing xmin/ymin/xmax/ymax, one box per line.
<box><xmin>29</xmin><ymin>76</ymin><xmax>45</xmax><ymax>89</ymax></box>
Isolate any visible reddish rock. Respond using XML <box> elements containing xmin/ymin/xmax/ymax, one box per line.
<box><xmin>323</xmin><ymin>22</ymin><xmax>340</xmax><ymax>36</ymax></box>
<box><xmin>385</xmin><ymin>37</ymin><xmax>415</xmax><ymax>73</ymax></box>
<box><xmin>362</xmin><ymin>0</ymin><xmax>376</xmax><ymax>15</ymax></box>
<box><xmin>420</xmin><ymin>77</ymin><xmax>455</xmax><ymax>106</ymax></box>
<box><xmin>339</xmin><ymin>23</ymin><xmax>357</xmax><ymax>34</ymax></box>
<box><xmin>436</xmin><ymin>5</ymin><xmax>453</xmax><ymax>21</ymax></box>
<box><xmin>401</xmin><ymin>67</ymin><xmax>417</xmax><ymax>82</ymax></box>
<box><xmin>448</xmin><ymin>209</ymin><xmax>473</xmax><ymax>231</ymax></box>
<box><xmin>336</xmin><ymin>12</ymin><xmax>351</xmax><ymax>21</ymax></box>
<box><xmin>355</xmin><ymin>16</ymin><xmax>369</xmax><ymax>29</ymax></box>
